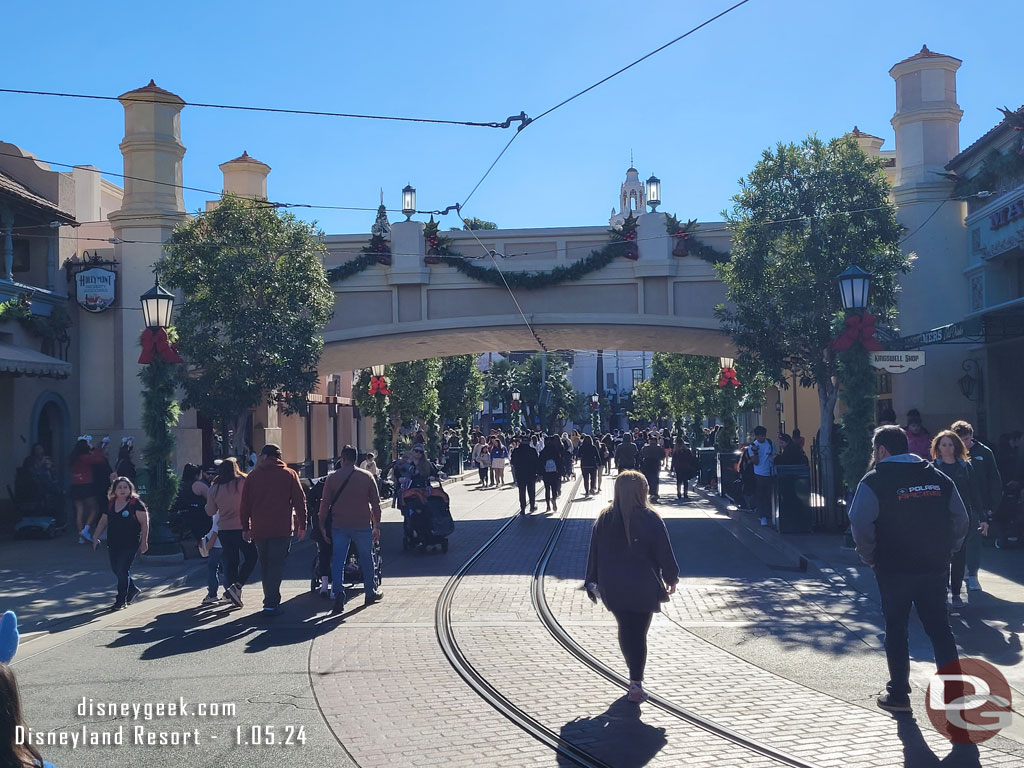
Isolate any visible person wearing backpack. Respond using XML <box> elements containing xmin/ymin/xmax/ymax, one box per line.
<box><xmin>747</xmin><ymin>426</ymin><xmax>776</xmax><ymax>526</ymax></box>
<box><xmin>539</xmin><ymin>437</ymin><xmax>564</xmax><ymax>512</ymax></box>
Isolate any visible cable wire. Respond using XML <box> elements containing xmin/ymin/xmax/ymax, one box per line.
<box><xmin>532</xmin><ymin>0</ymin><xmax>753</xmax><ymax>124</ymax></box>
<box><xmin>0</xmin><ymin>87</ymin><xmax>523</xmax><ymax>130</ymax></box>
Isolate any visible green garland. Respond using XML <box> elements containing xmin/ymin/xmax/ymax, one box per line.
<box><xmin>836</xmin><ymin>313</ymin><xmax>877</xmax><ymax>492</ymax></box>
<box><xmin>138</xmin><ymin>349</ymin><xmax>182</xmax><ymax>554</ymax></box>
<box><xmin>666</xmin><ymin>214</ymin><xmax>730</xmax><ymax>264</ymax></box>
<box><xmin>436</xmin><ymin>242</ymin><xmax>620</xmax><ymax>289</ymax></box>
<box><xmin>0</xmin><ymin>294</ymin><xmax>71</xmax><ymax>353</ymax></box>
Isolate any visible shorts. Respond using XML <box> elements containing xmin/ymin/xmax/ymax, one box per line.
<box><xmin>491</xmin><ymin>458</ymin><xmax>506</xmax><ymax>470</ymax></box>
<box><xmin>71</xmin><ymin>484</ymin><xmax>94</xmax><ymax>501</ymax></box>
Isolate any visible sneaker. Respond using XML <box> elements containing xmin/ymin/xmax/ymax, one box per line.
<box><xmin>262</xmin><ymin>606</ymin><xmax>280</xmax><ymax>617</ymax></box>
<box><xmin>519</xmin><ymin>508</ymin><xmax>526</xmax><ymax>515</ymax></box>
<box><xmin>201</xmin><ymin>595</ymin><xmax>220</xmax><ymax>605</ymax></box>
<box><xmin>80</xmin><ymin>526</ymin><xmax>93</xmax><ymax>543</ymax></box>
<box><xmin>126</xmin><ymin>584</ymin><xmax>141</xmax><ymax>605</ymax></box>
<box><xmin>626</xmin><ymin>683</ymin><xmax>648</xmax><ymax>703</ymax></box>
<box><xmin>950</xmin><ymin>594</ymin><xmax>964</xmax><ymax>609</ymax></box>
<box><xmin>760</xmin><ymin>517</ymin><xmax>768</xmax><ymax>526</ymax></box>
<box><xmin>364</xmin><ymin>591</ymin><xmax>383</xmax><ymax>606</ymax></box>
<box><xmin>332</xmin><ymin>593</ymin><xmax>345</xmax><ymax>614</ymax></box>
<box><xmin>318</xmin><ymin>586</ymin><xmax>330</xmax><ymax>599</ymax></box>
<box><xmin>876</xmin><ymin>693</ymin><xmax>912</xmax><ymax>713</ymax></box>
<box><xmin>111</xmin><ymin>600</ymin><xmax>126</xmax><ymax>612</ymax></box>
<box><xmin>966</xmin><ymin>575</ymin><xmax>982</xmax><ymax>592</ymax></box>
<box><xmin>197</xmin><ymin>536</ymin><xmax>209</xmax><ymax>558</ymax></box>
<box><xmin>530</xmin><ymin>505</ymin><xmax>537</xmax><ymax>512</ymax></box>
<box><xmin>225</xmin><ymin>584</ymin><xmax>243</xmax><ymax>608</ymax></box>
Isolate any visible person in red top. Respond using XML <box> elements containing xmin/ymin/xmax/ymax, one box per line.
<box><xmin>70</xmin><ymin>436</ymin><xmax>110</xmax><ymax>543</ymax></box>
<box><xmin>238</xmin><ymin>444</ymin><xmax>306</xmax><ymax>616</ymax></box>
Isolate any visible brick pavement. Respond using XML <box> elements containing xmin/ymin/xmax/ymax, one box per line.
<box><xmin>545</xmin><ymin>486</ymin><xmax>1022</xmax><ymax>767</ymax></box>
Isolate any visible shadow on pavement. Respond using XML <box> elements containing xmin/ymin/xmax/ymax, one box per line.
<box><xmin>558</xmin><ymin>696</ymin><xmax>666</xmax><ymax>767</ymax></box>
<box><xmin>895</xmin><ymin>715</ymin><xmax>981</xmax><ymax>767</ymax></box>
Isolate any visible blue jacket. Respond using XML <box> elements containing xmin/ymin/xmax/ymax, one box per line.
<box><xmin>585</xmin><ymin>506</ymin><xmax>679</xmax><ymax>613</ymax></box>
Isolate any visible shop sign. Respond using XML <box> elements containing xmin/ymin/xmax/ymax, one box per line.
<box><xmin>870</xmin><ymin>350</ymin><xmax>926</xmax><ymax>373</ymax></box>
<box><xmin>990</xmin><ymin>198</ymin><xmax>1024</xmax><ymax>230</ymax></box>
<box><xmin>75</xmin><ymin>267</ymin><xmax>116</xmax><ymax>313</ymax></box>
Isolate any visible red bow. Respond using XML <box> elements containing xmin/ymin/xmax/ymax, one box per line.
<box><xmin>830</xmin><ymin>312</ymin><xmax>884</xmax><ymax>351</ymax></box>
<box><xmin>369</xmin><ymin>375</ymin><xmax>391</xmax><ymax>396</ymax></box>
<box><xmin>510</xmin><ymin>400</ymin><xmax>521</xmax><ymax>411</ymax></box>
<box><xmin>718</xmin><ymin>367</ymin><xmax>740</xmax><ymax>388</ymax></box>
<box><xmin>138</xmin><ymin>327</ymin><xmax>184</xmax><ymax>364</ymax></box>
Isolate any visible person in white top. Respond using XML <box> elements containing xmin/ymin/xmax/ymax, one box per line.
<box><xmin>471</xmin><ymin>436</ymin><xmax>490</xmax><ymax>486</ymax></box>
<box><xmin>746</xmin><ymin>426</ymin><xmax>776</xmax><ymax>527</ymax></box>
<box><xmin>198</xmin><ymin>512</ymin><xmax>225</xmax><ymax>605</ymax></box>
<box><xmin>359</xmin><ymin>451</ymin><xmax>379</xmax><ymax>477</ymax></box>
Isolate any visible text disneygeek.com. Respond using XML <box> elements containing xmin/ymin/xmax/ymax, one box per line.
<box><xmin>15</xmin><ymin>697</ymin><xmax>307</xmax><ymax>749</ymax></box>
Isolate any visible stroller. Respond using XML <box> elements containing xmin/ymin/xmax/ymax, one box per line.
<box><xmin>399</xmin><ymin>481</ymin><xmax>454</xmax><ymax>553</ymax></box>
<box><xmin>7</xmin><ymin>467</ymin><xmax>65</xmax><ymax>538</ymax></box>
<box><xmin>306</xmin><ymin>475</ymin><xmax>384</xmax><ymax>592</ymax></box>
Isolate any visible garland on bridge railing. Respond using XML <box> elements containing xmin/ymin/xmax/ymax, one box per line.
<box><xmin>327</xmin><ymin>211</ymin><xmax>729</xmax><ymax>287</ymax></box>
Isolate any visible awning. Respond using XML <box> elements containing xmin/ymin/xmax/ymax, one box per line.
<box><xmin>0</xmin><ymin>341</ymin><xmax>71</xmax><ymax>378</ymax></box>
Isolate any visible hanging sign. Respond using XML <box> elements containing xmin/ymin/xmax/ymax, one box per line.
<box><xmin>870</xmin><ymin>350</ymin><xmax>925</xmax><ymax>373</ymax></box>
<box><xmin>75</xmin><ymin>267</ymin><xmax>116</xmax><ymax>313</ymax></box>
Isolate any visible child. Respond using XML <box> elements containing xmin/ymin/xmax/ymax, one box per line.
<box><xmin>197</xmin><ymin>512</ymin><xmax>225</xmax><ymax>604</ymax></box>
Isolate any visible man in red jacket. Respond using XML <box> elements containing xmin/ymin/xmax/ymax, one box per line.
<box><xmin>239</xmin><ymin>444</ymin><xmax>306</xmax><ymax>616</ymax></box>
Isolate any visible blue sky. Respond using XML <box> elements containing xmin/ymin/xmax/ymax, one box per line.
<box><xmin>0</xmin><ymin>1</ymin><xmax>1018</xmax><ymax>233</ymax></box>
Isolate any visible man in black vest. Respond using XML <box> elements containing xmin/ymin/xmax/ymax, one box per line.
<box><xmin>848</xmin><ymin>425</ymin><xmax>969</xmax><ymax>713</ymax></box>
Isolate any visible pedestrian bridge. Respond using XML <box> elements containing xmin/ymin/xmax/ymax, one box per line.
<box><xmin>318</xmin><ymin>214</ymin><xmax>733</xmax><ymax>371</ymax></box>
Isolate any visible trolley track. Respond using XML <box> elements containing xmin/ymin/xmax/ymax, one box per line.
<box><xmin>436</xmin><ymin>476</ymin><xmax>826</xmax><ymax>768</ymax></box>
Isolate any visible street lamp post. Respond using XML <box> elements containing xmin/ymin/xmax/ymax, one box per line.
<box><xmin>645</xmin><ymin>175</ymin><xmax>661</xmax><ymax>213</ymax></box>
<box><xmin>401</xmin><ymin>185</ymin><xmax>416</xmax><ymax>221</ymax></box>
<box><xmin>591</xmin><ymin>392</ymin><xmax>600</xmax><ymax>435</ymax></box>
<box><xmin>138</xmin><ymin>277</ymin><xmax>184</xmax><ymax>557</ymax></box>
<box><xmin>511</xmin><ymin>389</ymin><xmax>522</xmax><ymax>431</ymax></box>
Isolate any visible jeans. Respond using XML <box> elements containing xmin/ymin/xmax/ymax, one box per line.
<box><xmin>478</xmin><ymin>466</ymin><xmax>489</xmax><ymax>484</ymax></box>
<box><xmin>876</xmin><ymin>568</ymin><xmax>959</xmax><ymax>698</ymax></box>
<box><xmin>611</xmin><ymin>610</ymin><xmax>654</xmax><ymax>681</ymax></box>
<box><xmin>331</xmin><ymin>526</ymin><xmax>377</xmax><ymax>599</ymax></box>
<box><xmin>108</xmin><ymin>544</ymin><xmax>137</xmax><ymax>603</ymax></box>
<box><xmin>206</xmin><ymin>548</ymin><xmax>225</xmax><ymax>598</ymax></box>
<box><xmin>676</xmin><ymin>477</ymin><xmax>690</xmax><ymax>497</ymax></box>
<box><xmin>644</xmin><ymin>467</ymin><xmax>660</xmax><ymax>500</ymax></box>
<box><xmin>543</xmin><ymin>473</ymin><xmax>561</xmax><ymax>506</ymax></box>
<box><xmin>964</xmin><ymin>522</ymin><xmax>983</xmax><ymax>577</ymax></box>
<box><xmin>219</xmin><ymin>529</ymin><xmax>258</xmax><ymax>587</ymax></box>
<box><xmin>755</xmin><ymin>475</ymin><xmax>774</xmax><ymax>521</ymax></box>
<box><xmin>581</xmin><ymin>467</ymin><xmax>597</xmax><ymax>494</ymax></box>
<box><xmin>253</xmin><ymin>536</ymin><xmax>292</xmax><ymax>610</ymax></box>
<box><xmin>517</xmin><ymin>478</ymin><xmax>536</xmax><ymax>511</ymax></box>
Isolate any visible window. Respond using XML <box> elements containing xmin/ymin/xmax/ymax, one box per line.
<box><xmin>876</xmin><ymin>371</ymin><xmax>892</xmax><ymax>396</ymax></box>
<box><xmin>12</xmin><ymin>240</ymin><xmax>30</xmax><ymax>273</ymax></box>
<box><xmin>606</xmin><ymin>372</ymin><xmax>616</xmax><ymax>389</ymax></box>
<box><xmin>632</xmin><ymin>368</ymin><xmax>644</xmax><ymax>388</ymax></box>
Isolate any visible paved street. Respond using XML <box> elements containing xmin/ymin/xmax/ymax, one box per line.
<box><xmin>6</xmin><ymin>471</ymin><xmax>1024</xmax><ymax>767</ymax></box>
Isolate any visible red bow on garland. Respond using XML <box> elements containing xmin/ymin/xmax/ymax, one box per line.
<box><xmin>718</xmin><ymin>367</ymin><xmax>740</xmax><ymax>388</ymax></box>
<box><xmin>138</xmin><ymin>327</ymin><xmax>184</xmax><ymax>364</ymax></box>
<box><xmin>369</xmin><ymin>375</ymin><xmax>391</xmax><ymax>396</ymax></box>
<box><xmin>830</xmin><ymin>312</ymin><xmax>884</xmax><ymax>351</ymax></box>
<box><xmin>510</xmin><ymin>400</ymin><xmax>521</xmax><ymax>411</ymax></box>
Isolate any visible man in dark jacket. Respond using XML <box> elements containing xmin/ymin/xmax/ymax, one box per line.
<box><xmin>951</xmin><ymin>421</ymin><xmax>1001</xmax><ymax>592</ymax></box>
<box><xmin>848</xmin><ymin>426</ymin><xmax>969</xmax><ymax>713</ymax></box>
<box><xmin>239</xmin><ymin>444</ymin><xmax>307</xmax><ymax>616</ymax></box>
<box><xmin>510</xmin><ymin>439</ymin><xmax>540</xmax><ymax>514</ymax></box>
<box><xmin>614</xmin><ymin>434</ymin><xmax>639</xmax><ymax>473</ymax></box>
<box><xmin>640</xmin><ymin>436</ymin><xmax>665</xmax><ymax>502</ymax></box>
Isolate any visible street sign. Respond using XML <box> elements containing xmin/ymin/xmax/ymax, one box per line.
<box><xmin>870</xmin><ymin>350</ymin><xmax>925</xmax><ymax>373</ymax></box>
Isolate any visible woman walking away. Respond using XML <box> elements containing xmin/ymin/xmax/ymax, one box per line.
<box><xmin>578</xmin><ymin>435</ymin><xmax>601</xmax><ymax>497</ymax></box>
<box><xmin>539</xmin><ymin>437</ymin><xmax>564</xmax><ymax>512</ymax></box>
<box><xmin>206</xmin><ymin>458</ymin><xmax>255</xmax><ymax>608</ymax></box>
<box><xmin>70</xmin><ymin>437</ymin><xmax>107</xmax><ymax>543</ymax></box>
<box><xmin>931</xmin><ymin>431</ymin><xmax>984</xmax><ymax>610</ymax></box>
<box><xmin>92</xmin><ymin>477</ymin><xmax>149</xmax><ymax>611</ymax></box>
<box><xmin>671</xmin><ymin>439</ymin><xmax>697</xmax><ymax>500</ymax></box>
<box><xmin>585</xmin><ymin>471</ymin><xmax>680</xmax><ymax>703</ymax></box>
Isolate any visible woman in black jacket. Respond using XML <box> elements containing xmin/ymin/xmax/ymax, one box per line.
<box><xmin>931</xmin><ymin>430</ymin><xmax>984</xmax><ymax>609</ymax></box>
<box><xmin>539</xmin><ymin>438</ymin><xmax>564</xmax><ymax>511</ymax></box>
<box><xmin>578</xmin><ymin>435</ymin><xmax>602</xmax><ymax>497</ymax></box>
<box><xmin>585</xmin><ymin>471</ymin><xmax>680</xmax><ymax>703</ymax></box>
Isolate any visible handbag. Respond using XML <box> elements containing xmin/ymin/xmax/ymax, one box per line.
<box><xmin>652</xmin><ymin>568</ymin><xmax>671</xmax><ymax>603</ymax></box>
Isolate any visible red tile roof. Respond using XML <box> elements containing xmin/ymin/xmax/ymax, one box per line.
<box><xmin>893</xmin><ymin>45</ymin><xmax>962</xmax><ymax>67</ymax></box>
<box><xmin>0</xmin><ymin>169</ymin><xmax>75</xmax><ymax>221</ymax></box>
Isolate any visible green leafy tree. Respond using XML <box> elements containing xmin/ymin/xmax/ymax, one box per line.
<box><xmin>483</xmin><ymin>357</ymin><xmax>520</xmax><ymax>412</ymax></box>
<box><xmin>716</xmin><ymin>135</ymin><xmax>910</xmax><ymax>515</ymax></box>
<box><xmin>161</xmin><ymin>196</ymin><xmax>334</xmax><ymax>455</ymax></box>
<box><xmin>459</xmin><ymin>217</ymin><xmax>498</xmax><ymax>231</ymax></box>
<box><xmin>517</xmin><ymin>353</ymin><xmax>575</xmax><ymax>433</ymax></box>
<box><xmin>627</xmin><ymin>379</ymin><xmax>663</xmax><ymax>425</ymax></box>
<box><xmin>386</xmin><ymin>359</ymin><xmax>442</xmax><ymax>462</ymax></box>
<box><xmin>438</xmin><ymin>355</ymin><xmax>485</xmax><ymax>450</ymax></box>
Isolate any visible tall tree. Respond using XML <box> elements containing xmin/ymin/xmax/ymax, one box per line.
<box><xmin>386</xmin><ymin>359</ymin><xmax>442</xmax><ymax>462</ymax></box>
<box><xmin>161</xmin><ymin>196</ymin><xmax>334</xmax><ymax>455</ymax></box>
<box><xmin>461</xmin><ymin>217</ymin><xmax>498</xmax><ymax>231</ymax></box>
<box><xmin>438</xmin><ymin>355</ymin><xmax>485</xmax><ymax>450</ymax></box>
<box><xmin>517</xmin><ymin>353</ymin><xmax>575</xmax><ymax>433</ymax></box>
<box><xmin>716</xmin><ymin>135</ymin><xmax>910</xmax><ymax>515</ymax></box>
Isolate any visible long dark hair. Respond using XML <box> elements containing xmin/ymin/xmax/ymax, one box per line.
<box><xmin>180</xmin><ymin>463</ymin><xmax>201</xmax><ymax>487</ymax></box>
<box><xmin>0</xmin><ymin>663</ymin><xmax>45</xmax><ymax>768</ymax></box>
<box><xmin>69</xmin><ymin>438</ymin><xmax>91</xmax><ymax>464</ymax></box>
<box><xmin>213</xmin><ymin>457</ymin><xmax>246</xmax><ymax>487</ymax></box>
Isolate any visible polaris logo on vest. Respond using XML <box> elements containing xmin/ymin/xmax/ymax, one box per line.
<box><xmin>898</xmin><ymin>484</ymin><xmax>942</xmax><ymax>500</ymax></box>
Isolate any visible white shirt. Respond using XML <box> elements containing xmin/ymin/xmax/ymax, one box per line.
<box><xmin>747</xmin><ymin>438</ymin><xmax>776</xmax><ymax>477</ymax></box>
<box><xmin>208</xmin><ymin>512</ymin><xmax>223</xmax><ymax>549</ymax></box>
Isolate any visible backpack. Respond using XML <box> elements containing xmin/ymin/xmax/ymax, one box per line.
<box><xmin>544</xmin><ymin>458</ymin><xmax>557</xmax><ymax>473</ymax></box>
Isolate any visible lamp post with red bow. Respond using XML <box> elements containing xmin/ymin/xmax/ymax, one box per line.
<box><xmin>716</xmin><ymin>356</ymin><xmax>740</xmax><ymax>452</ymax></box>
<box><xmin>138</xmin><ymin>277</ymin><xmax>185</xmax><ymax>556</ymax></box>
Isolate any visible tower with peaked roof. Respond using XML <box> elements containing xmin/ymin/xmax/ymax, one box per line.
<box><xmin>610</xmin><ymin>165</ymin><xmax>647</xmax><ymax>226</ymax></box>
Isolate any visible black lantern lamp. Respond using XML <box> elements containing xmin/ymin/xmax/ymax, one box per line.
<box><xmin>837</xmin><ymin>265</ymin><xmax>871</xmax><ymax>311</ymax></box>
<box><xmin>140</xmin><ymin>279</ymin><xmax>175</xmax><ymax>329</ymax></box>
<box><xmin>401</xmin><ymin>185</ymin><xmax>416</xmax><ymax>221</ymax></box>
<box><xmin>646</xmin><ymin>175</ymin><xmax>661</xmax><ymax>213</ymax></box>
<box><xmin>370</xmin><ymin>364</ymin><xmax>385</xmax><ymax>378</ymax></box>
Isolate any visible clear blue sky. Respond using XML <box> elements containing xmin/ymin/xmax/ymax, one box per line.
<box><xmin>1</xmin><ymin>1</ymin><xmax>1019</xmax><ymax>233</ymax></box>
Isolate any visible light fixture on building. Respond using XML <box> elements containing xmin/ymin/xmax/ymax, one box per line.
<box><xmin>139</xmin><ymin>279</ymin><xmax>175</xmax><ymax>329</ymax></box>
<box><xmin>512</xmin><ymin>390</ymin><xmax>521</xmax><ymax>403</ymax></box>
<box><xmin>402</xmin><ymin>185</ymin><xmax>416</xmax><ymax>221</ymax></box>
<box><xmin>370</xmin><ymin>364</ymin><xmax>385</xmax><ymax>377</ymax></box>
<box><xmin>775</xmin><ymin>399</ymin><xmax>784</xmax><ymax>413</ymax></box>
<box><xmin>646</xmin><ymin>175</ymin><xmax>661</xmax><ymax>212</ymax></box>
<box><xmin>958</xmin><ymin>359</ymin><xmax>981</xmax><ymax>401</ymax></box>
<box><xmin>591</xmin><ymin>393</ymin><xmax>599</xmax><ymax>404</ymax></box>
<box><xmin>837</xmin><ymin>265</ymin><xmax>871</xmax><ymax>311</ymax></box>
<box><xmin>719</xmin><ymin>356</ymin><xmax>734</xmax><ymax>371</ymax></box>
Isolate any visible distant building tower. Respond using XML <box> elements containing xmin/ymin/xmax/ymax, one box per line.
<box><xmin>610</xmin><ymin>165</ymin><xmax>647</xmax><ymax>226</ymax></box>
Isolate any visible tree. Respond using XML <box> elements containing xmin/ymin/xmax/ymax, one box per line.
<box><xmin>627</xmin><ymin>379</ymin><xmax>663</xmax><ymax>425</ymax></box>
<box><xmin>457</xmin><ymin>217</ymin><xmax>498</xmax><ymax>231</ymax></box>
<box><xmin>716</xmin><ymin>135</ymin><xmax>910</xmax><ymax>518</ymax></box>
<box><xmin>438</xmin><ymin>355</ymin><xmax>485</xmax><ymax>450</ymax></box>
<box><xmin>386</xmin><ymin>359</ymin><xmax>441</xmax><ymax>462</ymax></box>
<box><xmin>161</xmin><ymin>196</ymin><xmax>334</xmax><ymax>455</ymax></box>
<box><xmin>483</xmin><ymin>357</ymin><xmax>519</xmax><ymax>411</ymax></box>
<box><xmin>516</xmin><ymin>353</ymin><xmax>575</xmax><ymax>433</ymax></box>
<box><xmin>353</xmin><ymin>368</ymin><xmax>390</xmax><ymax>461</ymax></box>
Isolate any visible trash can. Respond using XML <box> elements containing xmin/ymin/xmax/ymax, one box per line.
<box><xmin>775</xmin><ymin>463</ymin><xmax>812</xmax><ymax>533</ymax></box>
<box><xmin>445</xmin><ymin>447</ymin><xmax>464</xmax><ymax>476</ymax></box>
<box><xmin>718</xmin><ymin>450</ymin><xmax>743</xmax><ymax>503</ymax></box>
<box><xmin>696</xmin><ymin>447</ymin><xmax>717</xmax><ymax>485</ymax></box>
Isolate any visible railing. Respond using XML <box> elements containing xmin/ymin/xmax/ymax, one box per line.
<box><xmin>809</xmin><ymin>436</ymin><xmax>827</xmax><ymax>528</ymax></box>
